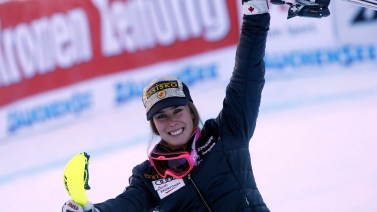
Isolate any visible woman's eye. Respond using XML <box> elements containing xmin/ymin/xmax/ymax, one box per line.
<box><xmin>174</xmin><ymin>108</ymin><xmax>182</xmax><ymax>114</ymax></box>
<box><xmin>155</xmin><ymin>114</ymin><xmax>166</xmax><ymax>119</ymax></box>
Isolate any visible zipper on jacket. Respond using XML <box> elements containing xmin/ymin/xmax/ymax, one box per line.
<box><xmin>245</xmin><ymin>196</ymin><xmax>249</xmax><ymax>206</ymax></box>
<box><xmin>188</xmin><ymin>173</ymin><xmax>212</xmax><ymax>212</ymax></box>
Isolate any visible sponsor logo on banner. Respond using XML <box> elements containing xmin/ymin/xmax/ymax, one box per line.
<box><xmin>266</xmin><ymin>43</ymin><xmax>376</xmax><ymax>70</ymax></box>
<box><xmin>6</xmin><ymin>92</ymin><xmax>92</xmax><ymax>134</ymax></box>
<box><xmin>0</xmin><ymin>0</ymin><xmax>239</xmax><ymax>106</ymax></box>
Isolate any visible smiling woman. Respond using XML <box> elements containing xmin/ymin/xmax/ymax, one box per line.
<box><xmin>62</xmin><ymin>0</ymin><xmax>271</xmax><ymax>211</ymax></box>
<box><xmin>150</xmin><ymin>102</ymin><xmax>201</xmax><ymax>139</ymax></box>
<box><xmin>142</xmin><ymin>76</ymin><xmax>199</xmax><ymax>149</ymax></box>
<box><xmin>151</xmin><ymin>105</ymin><xmax>195</xmax><ymax>148</ymax></box>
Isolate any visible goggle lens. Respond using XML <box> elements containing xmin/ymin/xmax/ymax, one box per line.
<box><xmin>149</xmin><ymin>152</ymin><xmax>194</xmax><ymax>178</ymax></box>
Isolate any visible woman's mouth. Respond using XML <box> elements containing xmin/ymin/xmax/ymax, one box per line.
<box><xmin>169</xmin><ymin>128</ymin><xmax>183</xmax><ymax>136</ymax></box>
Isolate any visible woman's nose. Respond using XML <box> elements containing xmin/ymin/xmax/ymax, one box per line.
<box><xmin>166</xmin><ymin>115</ymin><xmax>177</xmax><ymax>126</ymax></box>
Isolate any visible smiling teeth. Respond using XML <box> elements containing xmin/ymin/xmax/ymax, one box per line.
<box><xmin>170</xmin><ymin>128</ymin><xmax>183</xmax><ymax>136</ymax></box>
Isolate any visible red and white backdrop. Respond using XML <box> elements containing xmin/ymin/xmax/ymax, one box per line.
<box><xmin>0</xmin><ymin>0</ymin><xmax>376</xmax><ymax>141</ymax></box>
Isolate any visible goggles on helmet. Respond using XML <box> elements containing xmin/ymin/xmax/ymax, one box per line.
<box><xmin>148</xmin><ymin>129</ymin><xmax>200</xmax><ymax>179</ymax></box>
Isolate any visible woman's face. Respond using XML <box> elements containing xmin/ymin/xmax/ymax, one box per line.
<box><xmin>152</xmin><ymin>105</ymin><xmax>194</xmax><ymax>148</ymax></box>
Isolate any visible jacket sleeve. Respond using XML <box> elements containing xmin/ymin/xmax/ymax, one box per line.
<box><xmin>215</xmin><ymin>13</ymin><xmax>270</xmax><ymax>145</ymax></box>
<box><xmin>94</xmin><ymin>163</ymin><xmax>157</xmax><ymax>212</ymax></box>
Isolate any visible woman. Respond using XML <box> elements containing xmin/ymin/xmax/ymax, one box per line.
<box><xmin>63</xmin><ymin>0</ymin><xmax>270</xmax><ymax>211</ymax></box>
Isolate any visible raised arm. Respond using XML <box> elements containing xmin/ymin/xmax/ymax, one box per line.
<box><xmin>216</xmin><ymin>6</ymin><xmax>270</xmax><ymax>145</ymax></box>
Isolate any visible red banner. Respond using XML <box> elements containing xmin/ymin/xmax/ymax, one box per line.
<box><xmin>0</xmin><ymin>0</ymin><xmax>240</xmax><ymax>106</ymax></box>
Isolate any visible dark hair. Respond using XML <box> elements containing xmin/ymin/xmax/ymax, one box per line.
<box><xmin>149</xmin><ymin>101</ymin><xmax>201</xmax><ymax>135</ymax></box>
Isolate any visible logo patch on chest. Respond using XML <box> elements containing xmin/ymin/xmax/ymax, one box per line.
<box><xmin>152</xmin><ymin>177</ymin><xmax>185</xmax><ymax>199</ymax></box>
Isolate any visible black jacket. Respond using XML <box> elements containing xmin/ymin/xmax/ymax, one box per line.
<box><xmin>95</xmin><ymin>13</ymin><xmax>270</xmax><ymax>212</ymax></box>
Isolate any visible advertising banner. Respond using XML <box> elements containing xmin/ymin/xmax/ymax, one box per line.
<box><xmin>0</xmin><ymin>0</ymin><xmax>240</xmax><ymax>106</ymax></box>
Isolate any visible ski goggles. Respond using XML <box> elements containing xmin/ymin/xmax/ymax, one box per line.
<box><xmin>149</xmin><ymin>150</ymin><xmax>196</xmax><ymax>179</ymax></box>
<box><xmin>148</xmin><ymin>129</ymin><xmax>200</xmax><ymax>179</ymax></box>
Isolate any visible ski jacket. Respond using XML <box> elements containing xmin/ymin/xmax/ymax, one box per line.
<box><xmin>95</xmin><ymin>13</ymin><xmax>270</xmax><ymax>212</ymax></box>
